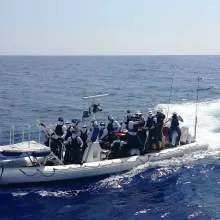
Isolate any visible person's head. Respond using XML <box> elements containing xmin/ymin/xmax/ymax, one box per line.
<box><xmin>108</xmin><ymin>115</ymin><xmax>114</xmax><ymax>122</ymax></box>
<box><xmin>148</xmin><ymin>111</ymin><xmax>153</xmax><ymax>118</ymax></box>
<box><xmin>91</xmin><ymin>119</ymin><xmax>98</xmax><ymax>127</ymax></box>
<box><xmin>57</xmin><ymin>117</ymin><xmax>64</xmax><ymax>125</ymax></box>
<box><xmin>71</xmin><ymin>119</ymin><xmax>78</xmax><ymax>127</ymax></box>
<box><xmin>81</xmin><ymin>124</ymin><xmax>87</xmax><ymax>133</ymax></box>
<box><xmin>127</xmin><ymin>110</ymin><xmax>131</xmax><ymax>117</ymax></box>
<box><xmin>156</xmin><ymin>108</ymin><xmax>163</xmax><ymax>114</ymax></box>
<box><xmin>100</xmin><ymin>122</ymin><xmax>105</xmax><ymax>129</ymax></box>
<box><xmin>173</xmin><ymin>112</ymin><xmax>177</xmax><ymax>117</ymax></box>
<box><xmin>65</xmin><ymin>120</ymin><xmax>70</xmax><ymax>128</ymax></box>
<box><xmin>71</xmin><ymin>130</ymin><xmax>78</xmax><ymax>138</ymax></box>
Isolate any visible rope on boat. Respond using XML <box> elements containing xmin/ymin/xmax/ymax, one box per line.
<box><xmin>19</xmin><ymin>169</ymin><xmax>39</xmax><ymax>176</ymax></box>
<box><xmin>37</xmin><ymin>168</ymin><xmax>56</xmax><ymax>177</ymax></box>
<box><xmin>0</xmin><ymin>165</ymin><xmax>4</xmax><ymax>180</ymax></box>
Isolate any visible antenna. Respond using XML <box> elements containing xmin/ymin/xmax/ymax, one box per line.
<box><xmin>167</xmin><ymin>72</ymin><xmax>175</xmax><ymax>118</ymax></box>
<box><xmin>194</xmin><ymin>77</ymin><xmax>202</xmax><ymax>141</ymax></box>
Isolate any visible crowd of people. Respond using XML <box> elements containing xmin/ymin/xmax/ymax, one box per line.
<box><xmin>44</xmin><ymin>109</ymin><xmax>184</xmax><ymax>164</ymax></box>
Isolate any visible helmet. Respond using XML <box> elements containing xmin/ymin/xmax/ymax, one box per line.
<box><xmin>135</xmin><ymin>111</ymin><xmax>142</xmax><ymax>116</ymax></box>
<box><xmin>127</xmin><ymin>110</ymin><xmax>131</xmax><ymax>114</ymax></box>
<box><xmin>108</xmin><ymin>115</ymin><xmax>113</xmax><ymax>121</ymax></box>
<box><xmin>58</xmin><ymin>117</ymin><xmax>64</xmax><ymax>122</ymax></box>
<box><xmin>65</xmin><ymin>120</ymin><xmax>70</xmax><ymax>125</ymax></box>
<box><xmin>156</xmin><ymin>108</ymin><xmax>163</xmax><ymax>113</ymax></box>
<box><xmin>100</xmin><ymin>122</ymin><xmax>105</xmax><ymax>126</ymax></box>
<box><xmin>72</xmin><ymin>119</ymin><xmax>78</xmax><ymax>123</ymax></box>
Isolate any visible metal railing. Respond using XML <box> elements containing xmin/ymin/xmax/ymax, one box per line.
<box><xmin>22</xmin><ymin>125</ymin><xmax>31</xmax><ymax>147</ymax></box>
<box><xmin>9</xmin><ymin>125</ymin><xmax>15</xmax><ymax>147</ymax></box>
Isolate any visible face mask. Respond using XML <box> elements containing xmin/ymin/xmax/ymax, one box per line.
<box><xmin>57</xmin><ymin>121</ymin><xmax>63</xmax><ymax>126</ymax></box>
<box><xmin>72</xmin><ymin>134</ymin><xmax>77</xmax><ymax>139</ymax></box>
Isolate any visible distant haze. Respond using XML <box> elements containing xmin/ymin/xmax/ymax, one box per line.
<box><xmin>0</xmin><ymin>0</ymin><xmax>220</xmax><ymax>55</ymax></box>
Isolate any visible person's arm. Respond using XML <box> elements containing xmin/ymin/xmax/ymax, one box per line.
<box><xmin>178</xmin><ymin>116</ymin><xmax>184</xmax><ymax>122</ymax></box>
<box><xmin>77</xmin><ymin>137</ymin><xmax>83</xmax><ymax>148</ymax></box>
<box><xmin>165</xmin><ymin>117</ymin><xmax>171</xmax><ymax>124</ymax></box>
<box><xmin>61</xmin><ymin>125</ymin><xmax>67</xmax><ymax>139</ymax></box>
<box><xmin>63</xmin><ymin>137</ymin><xmax>71</xmax><ymax>145</ymax></box>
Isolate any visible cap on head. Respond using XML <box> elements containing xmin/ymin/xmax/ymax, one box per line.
<box><xmin>82</xmin><ymin>124</ymin><xmax>87</xmax><ymax>128</ymax></box>
<box><xmin>127</xmin><ymin>110</ymin><xmax>131</xmax><ymax>114</ymax></box>
<box><xmin>65</xmin><ymin>120</ymin><xmax>70</xmax><ymax>125</ymax></box>
<box><xmin>108</xmin><ymin>115</ymin><xmax>113</xmax><ymax>121</ymax></box>
<box><xmin>173</xmin><ymin>112</ymin><xmax>177</xmax><ymax>115</ymax></box>
<box><xmin>100</xmin><ymin>122</ymin><xmax>105</xmax><ymax>126</ymax></box>
<box><xmin>58</xmin><ymin>117</ymin><xmax>64</xmax><ymax>122</ymax></box>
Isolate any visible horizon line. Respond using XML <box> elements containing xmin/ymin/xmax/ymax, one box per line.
<box><xmin>0</xmin><ymin>54</ymin><xmax>220</xmax><ymax>57</ymax></box>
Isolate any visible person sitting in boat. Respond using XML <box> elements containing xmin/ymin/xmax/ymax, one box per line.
<box><xmin>166</xmin><ymin>112</ymin><xmax>184</xmax><ymax>146</ymax></box>
<box><xmin>127</xmin><ymin>120</ymin><xmax>144</xmax><ymax>155</ymax></box>
<box><xmin>64</xmin><ymin>130</ymin><xmax>83</xmax><ymax>164</ymax></box>
<box><xmin>107</xmin><ymin>115</ymin><xmax>121</xmax><ymax>143</ymax></box>
<box><xmin>79</xmin><ymin>124</ymin><xmax>89</xmax><ymax>152</ymax></box>
<box><xmin>99</xmin><ymin>122</ymin><xmax>109</xmax><ymax>149</ymax></box>
<box><xmin>146</xmin><ymin>111</ymin><xmax>159</xmax><ymax>151</ymax></box>
<box><xmin>90</xmin><ymin>119</ymin><xmax>100</xmax><ymax>142</ymax></box>
<box><xmin>154</xmin><ymin>109</ymin><xmax>166</xmax><ymax>143</ymax></box>
<box><xmin>51</xmin><ymin>117</ymin><xmax>67</xmax><ymax>159</ymax></box>
<box><xmin>108</xmin><ymin>136</ymin><xmax>128</xmax><ymax>159</ymax></box>
<box><xmin>123</xmin><ymin>110</ymin><xmax>132</xmax><ymax>129</ymax></box>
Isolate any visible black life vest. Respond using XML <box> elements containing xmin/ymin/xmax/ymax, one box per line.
<box><xmin>107</xmin><ymin>121</ymin><xmax>114</xmax><ymax>133</ymax></box>
<box><xmin>55</xmin><ymin>125</ymin><xmax>63</xmax><ymax>136</ymax></box>
<box><xmin>65</xmin><ymin>127</ymin><xmax>72</xmax><ymax>140</ymax></box>
<box><xmin>171</xmin><ymin>116</ymin><xmax>179</xmax><ymax>128</ymax></box>
<box><xmin>80</xmin><ymin>130</ymin><xmax>88</xmax><ymax>143</ymax></box>
<box><xmin>99</xmin><ymin>128</ymin><xmax>104</xmax><ymax>138</ymax></box>
<box><xmin>70</xmin><ymin>137</ymin><xmax>81</xmax><ymax>149</ymax></box>
<box><xmin>133</xmin><ymin>123</ymin><xmax>139</xmax><ymax>132</ymax></box>
<box><xmin>156</xmin><ymin>113</ymin><xmax>165</xmax><ymax>125</ymax></box>
<box><xmin>146</xmin><ymin>117</ymin><xmax>155</xmax><ymax>128</ymax></box>
<box><xmin>125</xmin><ymin>115</ymin><xmax>132</xmax><ymax>125</ymax></box>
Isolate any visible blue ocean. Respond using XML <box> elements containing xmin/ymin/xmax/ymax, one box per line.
<box><xmin>0</xmin><ymin>55</ymin><xmax>220</xmax><ymax>220</ymax></box>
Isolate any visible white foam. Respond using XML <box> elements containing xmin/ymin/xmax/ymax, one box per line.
<box><xmin>158</xmin><ymin>99</ymin><xmax>220</xmax><ymax>149</ymax></box>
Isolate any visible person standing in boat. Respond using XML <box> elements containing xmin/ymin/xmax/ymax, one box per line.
<box><xmin>64</xmin><ymin>130</ymin><xmax>83</xmax><ymax>164</ymax></box>
<box><xmin>79</xmin><ymin>124</ymin><xmax>89</xmax><ymax>152</ymax></box>
<box><xmin>99</xmin><ymin>122</ymin><xmax>108</xmax><ymax>141</ymax></box>
<box><xmin>90</xmin><ymin>119</ymin><xmax>100</xmax><ymax>142</ymax></box>
<box><xmin>166</xmin><ymin>112</ymin><xmax>184</xmax><ymax>146</ymax></box>
<box><xmin>51</xmin><ymin>117</ymin><xmax>67</xmax><ymax>159</ymax></box>
<box><xmin>108</xmin><ymin>136</ymin><xmax>128</xmax><ymax>159</ymax></box>
<box><xmin>107</xmin><ymin>115</ymin><xmax>121</xmax><ymax>143</ymax></box>
<box><xmin>71</xmin><ymin>119</ymin><xmax>81</xmax><ymax>135</ymax></box>
<box><xmin>64</xmin><ymin>120</ymin><xmax>72</xmax><ymax>140</ymax></box>
<box><xmin>123</xmin><ymin>110</ymin><xmax>132</xmax><ymax>129</ymax></box>
<box><xmin>154</xmin><ymin>109</ymin><xmax>166</xmax><ymax>144</ymax></box>
<box><xmin>126</xmin><ymin>120</ymin><xmax>144</xmax><ymax>156</ymax></box>
<box><xmin>146</xmin><ymin>111</ymin><xmax>159</xmax><ymax>151</ymax></box>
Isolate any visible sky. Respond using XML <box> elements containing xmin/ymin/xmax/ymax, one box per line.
<box><xmin>0</xmin><ymin>0</ymin><xmax>220</xmax><ymax>55</ymax></box>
